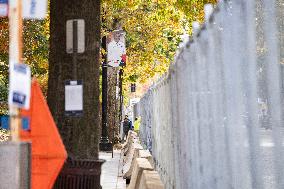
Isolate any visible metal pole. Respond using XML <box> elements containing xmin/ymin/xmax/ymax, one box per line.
<box><xmin>100</xmin><ymin>36</ymin><xmax>112</xmax><ymax>151</ymax></box>
<box><xmin>102</xmin><ymin>36</ymin><xmax>108</xmax><ymax>139</ymax></box>
<box><xmin>119</xmin><ymin>68</ymin><xmax>124</xmax><ymax>143</ymax></box>
<box><xmin>72</xmin><ymin>20</ymin><xmax>78</xmax><ymax>79</ymax></box>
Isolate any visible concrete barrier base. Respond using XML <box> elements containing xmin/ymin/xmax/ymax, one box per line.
<box><xmin>138</xmin><ymin>150</ymin><xmax>154</xmax><ymax>168</ymax></box>
<box><xmin>123</xmin><ymin>143</ymin><xmax>143</xmax><ymax>179</ymax></box>
<box><xmin>0</xmin><ymin>141</ymin><xmax>31</xmax><ymax>189</ymax></box>
<box><xmin>127</xmin><ymin>158</ymin><xmax>153</xmax><ymax>189</ymax></box>
<box><xmin>138</xmin><ymin>170</ymin><xmax>164</xmax><ymax>189</ymax></box>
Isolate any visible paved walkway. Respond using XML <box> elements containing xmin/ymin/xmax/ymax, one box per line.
<box><xmin>100</xmin><ymin>150</ymin><xmax>126</xmax><ymax>189</ymax></box>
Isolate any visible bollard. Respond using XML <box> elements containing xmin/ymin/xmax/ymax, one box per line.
<box><xmin>0</xmin><ymin>141</ymin><xmax>31</xmax><ymax>189</ymax></box>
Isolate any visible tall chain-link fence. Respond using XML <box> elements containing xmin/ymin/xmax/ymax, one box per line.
<box><xmin>135</xmin><ymin>0</ymin><xmax>284</xmax><ymax>188</ymax></box>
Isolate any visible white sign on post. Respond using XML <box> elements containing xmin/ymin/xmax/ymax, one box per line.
<box><xmin>22</xmin><ymin>0</ymin><xmax>48</xmax><ymax>19</ymax></box>
<box><xmin>0</xmin><ymin>0</ymin><xmax>8</xmax><ymax>17</ymax></box>
<box><xmin>65</xmin><ymin>80</ymin><xmax>83</xmax><ymax>116</ymax></box>
<box><xmin>8</xmin><ymin>63</ymin><xmax>31</xmax><ymax>109</ymax></box>
<box><xmin>66</xmin><ymin>19</ymin><xmax>85</xmax><ymax>54</ymax></box>
<box><xmin>107</xmin><ymin>30</ymin><xmax>126</xmax><ymax>67</ymax></box>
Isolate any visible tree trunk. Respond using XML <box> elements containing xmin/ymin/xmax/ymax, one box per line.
<box><xmin>48</xmin><ymin>0</ymin><xmax>101</xmax><ymax>159</ymax></box>
<box><xmin>107</xmin><ymin>67</ymin><xmax>119</xmax><ymax>142</ymax></box>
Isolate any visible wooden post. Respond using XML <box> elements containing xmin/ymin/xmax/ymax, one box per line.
<box><xmin>9</xmin><ymin>0</ymin><xmax>23</xmax><ymax>142</ymax></box>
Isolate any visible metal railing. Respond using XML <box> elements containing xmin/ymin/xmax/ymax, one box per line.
<box><xmin>135</xmin><ymin>0</ymin><xmax>284</xmax><ymax>188</ymax></box>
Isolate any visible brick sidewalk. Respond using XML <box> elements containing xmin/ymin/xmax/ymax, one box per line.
<box><xmin>100</xmin><ymin>150</ymin><xmax>126</xmax><ymax>189</ymax></box>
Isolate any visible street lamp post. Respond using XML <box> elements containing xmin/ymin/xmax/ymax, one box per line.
<box><xmin>100</xmin><ymin>36</ymin><xmax>112</xmax><ymax>151</ymax></box>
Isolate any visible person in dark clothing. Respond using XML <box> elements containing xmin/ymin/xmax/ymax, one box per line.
<box><xmin>123</xmin><ymin>116</ymin><xmax>132</xmax><ymax>140</ymax></box>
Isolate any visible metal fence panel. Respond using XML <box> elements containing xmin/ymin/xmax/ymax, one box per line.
<box><xmin>136</xmin><ymin>0</ymin><xmax>284</xmax><ymax>188</ymax></box>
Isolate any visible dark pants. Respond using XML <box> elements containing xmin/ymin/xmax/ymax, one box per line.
<box><xmin>123</xmin><ymin>129</ymin><xmax>129</xmax><ymax>141</ymax></box>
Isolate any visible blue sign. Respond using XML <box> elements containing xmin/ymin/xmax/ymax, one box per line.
<box><xmin>14</xmin><ymin>64</ymin><xmax>28</xmax><ymax>74</ymax></box>
<box><xmin>12</xmin><ymin>91</ymin><xmax>27</xmax><ymax>106</ymax></box>
<box><xmin>8</xmin><ymin>63</ymin><xmax>31</xmax><ymax>109</ymax></box>
<box><xmin>0</xmin><ymin>116</ymin><xmax>9</xmax><ymax>130</ymax></box>
<box><xmin>23</xmin><ymin>0</ymin><xmax>47</xmax><ymax>19</ymax></box>
<box><xmin>0</xmin><ymin>0</ymin><xmax>8</xmax><ymax>4</ymax></box>
<box><xmin>0</xmin><ymin>0</ymin><xmax>8</xmax><ymax>17</ymax></box>
<box><xmin>22</xmin><ymin>117</ymin><xmax>30</xmax><ymax>130</ymax></box>
<box><xmin>0</xmin><ymin>116</ymin><xmax>30</xmax><ymax>131</ymax></box>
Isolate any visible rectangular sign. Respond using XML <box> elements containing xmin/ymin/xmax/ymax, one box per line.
<box><xmin>65</xmin><ymin>80</ymin><xmax>83</xmax><ymax>116</ymax></box>
<box><xmin>107</xmin><ymin>30</ymin><xmax>126</xmax><ymax>67</ymax></box>
<box><xmin>66</xmin><ymin>19</ymin><xmax>85</xmax><ymax>54</ymax></box>
<box><xmin>0</xmin><ymin>116</ymin><xmax>30</xmax><ymax>130</ymax></box>
<box><xmin>8</xmin><ymin>63</ymin><xmax>31</xmax><ymax>109</ymax></box>
<box><xmin>0</xmin><ymin>0</ymin><xmax>8</xmax><ymax>17</ymax></box>
<box><xmin>22</xmin><ymin>0</ymin><xmax>47</xmax><ymax>19</ymax></box>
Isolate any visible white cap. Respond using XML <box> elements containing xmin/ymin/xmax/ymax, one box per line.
<box><xmin>192</xmin><ymin>21</ymin><xmax>200</xmax><ymax>35</ymax></box>
<box><xmin>204</xmin><ymin>4</ymin><xmax>214</xmax><ymax>22</ymax></box>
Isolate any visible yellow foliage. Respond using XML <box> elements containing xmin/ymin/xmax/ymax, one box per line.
<box><xmin>102</xmin><ymin>0</ymin><xmax>216</xmax><ymax>97</ymax></box>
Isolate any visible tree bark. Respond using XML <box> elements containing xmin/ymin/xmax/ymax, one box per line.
<box><xmin>107</xmin><ymin>67</ymin><xmax>119</xmax><ymax>142</ymax></box>
<box><xmin>48</xmin><ymin>0</ymin><xmax>101</xmax><ymax>159</ymax></box>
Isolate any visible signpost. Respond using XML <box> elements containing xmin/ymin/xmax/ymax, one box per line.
<box><xmin>100</xmin><ymin>29</ymin><xmax>126</xmax><ymax>151</ymax></box>
<box><xmin>8</xmin><ymin>0</ymin><xmax>47</xmax><ymax>143</ymax></box>
<box><xmin>0</xmin><ymin>0</ymin><xmax>49</xmax><ymax>188</ymax></box>
<box><xmin>100</xmin><ymin>36</ymin><xmax>112</xmax><ymax>151</ymax></box>
<box><xmin>9</xmin><ymin>0</ymin><xmax>24</xmax><ymax>142</ymax></box>
<box><xmin>65</xmin><ymin>19</ymin><xmax>85</xmax><ymax>116</ymax></box>
<box><xmin>0</xmin><ymin>1</ymin><xmax>32</xmax><ymax>188</ymax></box>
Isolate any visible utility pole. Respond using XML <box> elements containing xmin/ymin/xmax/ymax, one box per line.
<box><xmin>100</xmin><ymin>36</ymin><xmax>112</xmax><ymax>151</ymax></box>
<box><xmin>0</xmin><ymin>1</ymin><xmax>31</xmax><ymax>188</ymax></box>
<box><xmin>9</xmin><ymin>0</ymin><xmax>22</xmax><ymax>141</ymax></box>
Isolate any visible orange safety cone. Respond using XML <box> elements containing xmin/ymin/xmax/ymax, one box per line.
<box><xmin>20</xmin><ymin>79</ymin><xmax>67</xmax><ymax>189</ymax></box>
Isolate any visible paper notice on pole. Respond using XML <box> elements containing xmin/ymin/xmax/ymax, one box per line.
<box><xmin>0</xmin><ymin>0</ymin><xmax>8</xmax><ymax>17</ymax></box>
<box><xmin>8</xmin><ymin>63</ymin><xmax>31</xmax><ymax>109</ymax></box>
<box><xmin>22</xmin><ymin>0</ymin><xmax>48</xmax><ymax>19</ymax></box>
<box><xmin>65</xmin><ymin>80</ymin><xmax>83</xmax><ymax>116</ymax></box>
